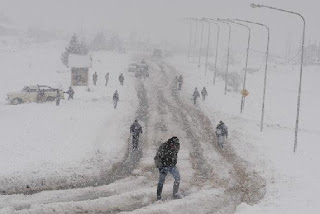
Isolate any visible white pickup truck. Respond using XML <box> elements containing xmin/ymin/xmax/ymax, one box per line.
<box><xmin>7</xmin><ymin>85</ymin><xmax>64</xmax><ymax>105</ymax></box>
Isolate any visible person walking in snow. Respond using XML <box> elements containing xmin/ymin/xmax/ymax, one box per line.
<box><xmin>193</xmin><ymin>87</ymin><xmax>200</xmax><ymax>104</ymax></box>
<box><xmin>130</xmin><ymin>119</ymin><xmax>143</xmax><ymax>150</ymax></box>
<box><xmin>36</xmin><ymin>89</ymin><xmax>45</xmax><ymax>102</ymax></box>
<box><xmin>215</xmin><ymin>121</ymin><xmax>228</xmax><ymax>148</ymax></box>
<box><xmin>105</xmin><ymin>72</ymin><xmax>109</xmax><ymax>86</ymax></box>
<box><xmin>119</xmin><ymin>73</ymin><xmax>124</xmax><ymax>86</ymax></box>
<box><xmin>177</xmin><ymin>75</ymin><xmax>183</xmax><ymax>90</ymax></box>
<box><xmin>201</xmin><ymin>87</ymin><xmax>208</xmax><ymax>101</ymax></box>
<box><xmin>113</xmin><ymin>90</ymin><xmax>119</xmax><ymax>109</ymax></box>
<box><xmin>55</xmin><ymin>91</ymin><xmax>61</xmax><ymax>106</ymax></box>
<box><xmin>93</xmin><ymin>72</ymin><xmax>98</xmax><ymax>86</ymax></box>
<box><xmin>173</xmin><ymin>76</ymin><xmax>178</xmax><ymax>90</ymax></box>
<box><xmin>154</xmin><ymin>136</ymin><xmax>181</xmax><ymax>200</ymax></box>
<box><xmin>65</xmin><ymin>86</ymin><xmax>74</xmax><ymax>100</ymax></box>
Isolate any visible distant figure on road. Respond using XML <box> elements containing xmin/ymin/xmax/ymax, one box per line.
<box><xmin>119</xmin><ymin>73</ymin><xmax>124</xmax><ymax>85</ymax></box>
<box><xmin>105</xmin><ymin>72</ymin><xmax>109</xmax><ymax>86</ymax></box>
<box><xmin>113</xmin><ymin>90</ymin><xmax>119</xmax><ymax>109</ymax></box>
<box><xmin>215</xmin><ymin>121</ymin><xmax>228</xmax><ymax>148</ymax></box>
<box><xmin>193</xmin><ymin>87</ymin><xmax>200</xmax><ymax>104</ymax></box>
<box><xmin>93</xmin><ymin>72</ymin><xmax>98</xmax><ymax>86</ymax></box>
<box><xmin>173</xmin><ymin>76</ymin><xmax>178</xmax><ymax>90</ymax></box>
<box><xmin>56</xmin><ymin>91</ymin><xmax>61</xmax><ymax>106</ymax></box>
<box><xmin>177</xmin><ymin>75</ymin><xmax>183</xmax><ymax>90</ymax></box>
<box><xmin>65</xmin><ymin>86</ymin><xmax>74</xmax><ymax>100</ymax></box>
<box><xmin>201</xmin><ymin>87</ymin><xmax>208</xmax><ymax>101</ymax></box>
<box><xmin>154</xmin><ymin>136</ymin><xmax>181</xmax><ymax>201</ymax></box>
<box><xmin>130</xmin><ymin>119</ymin><xmax>143</xmax><ymax>150</ymax></box>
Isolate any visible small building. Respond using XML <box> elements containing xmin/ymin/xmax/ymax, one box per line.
<box><xmin>68</xmin><ymin>54</ymin><xmax>92</xmax><ymax>86</ymax></box>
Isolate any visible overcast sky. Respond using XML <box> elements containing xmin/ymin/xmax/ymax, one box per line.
<box><xmin>1</xmin><ymin>0</ymin><xmax>319</xmax><ymax>56</ymax></box>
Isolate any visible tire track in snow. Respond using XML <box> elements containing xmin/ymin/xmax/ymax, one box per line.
<box><xmin>0</xmin><ymin>59</ymin><xmax>266</xmax><ymax>214</ymax></box>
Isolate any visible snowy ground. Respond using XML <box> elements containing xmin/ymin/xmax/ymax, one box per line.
<box><xmin>0</xmin><ymin>40</ymin><xmax>138</xmax><ymax>194</ymax></box>
<box><xmin>0</xmin><ymin>39</ymin><xmax>319</xmax><ymax>214</ymax></box>
<box><xmin>168</xmin><ymin>56</ymin><xmax>320</xmax><ymax>214</ymax></box>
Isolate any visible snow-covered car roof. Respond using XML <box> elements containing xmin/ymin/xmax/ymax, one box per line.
<box><xmin>22</xmin><ymin>85</ymin><xmax>60</xmax><ymax>91</ymax></box>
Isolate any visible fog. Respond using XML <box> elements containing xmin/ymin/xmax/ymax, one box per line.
<box><xmin>1</xmin><ymin>0</ymin><xmax>320</xmax><ymax>56</ymax></box>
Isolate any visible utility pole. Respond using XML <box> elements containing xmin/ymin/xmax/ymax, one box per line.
<box><xmin>251</xmin><ymin>3</ymin><xmax>306</xmax><ymax>152</ymax></box>
<box><xmin>236</xmin><ymin>19</ymin><xmax>270</xmax><ymax>131</ymax></box>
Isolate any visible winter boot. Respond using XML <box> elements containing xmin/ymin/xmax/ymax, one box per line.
<box><xmin>173</xmin><ymin>180</ymin><xmax>180</xmax><ymax>199</ymax></box>
<box><xmin>157</xmin><ymin>194</ymin><xmax>161</xmax><ymax>201</ymax></box>
<box><xmin>157</xmin><ymin>184</ymin><xmax>163</xmax><ymax>200</ymax></box>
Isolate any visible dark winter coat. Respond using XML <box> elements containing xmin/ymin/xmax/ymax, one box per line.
<box><xmin>216</xmin><ymin>123</ymin><xmax>228</xmax><ymax>137</ymax></box>
<box><xmin>119</xmin><ymin>75</ymin><xmax>124</xmax><ymax>82</ymax></box>
<box><xmin>193</xmin><ymin>89</ymin><xmax>200</xmax><ymax>98</ymax></box>
<box><xmin>201</xmin><ymin>88</ymin><xmax>208</xmax><ymax>97</ymax></box>
<box><xmin>178</xmin><ymin>75</ymin><xmax>183</xmax><ymax>85</ymax></box>
<box><xmin>130</xmin><ymin>122</ymin><xmax>143</xmax><ymax>137</ymax></box>
<box><xmin>66</xmin><ymin>88</ymin><xmax>74</xmax><ymax>96</ymax></box>
<box><xmin>154</xmin><ymin>140</ymin><xmax>180</xmax><ymax>168</ymax></box>
<box><xmin>113</xmin><ymin>92</ymin><xmax>119</xmax><ymax>101</ymax></box>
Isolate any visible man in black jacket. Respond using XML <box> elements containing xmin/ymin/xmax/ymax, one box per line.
<box><xmin>154</xmin><ymin>136</ymin><xmax>181</xmax><ymax>200</ymax></box>
<box><xmin>216</xmin><ymin>121</ymin><xmax>228</xmax><ymax>148</ymax></box>
<box><xmin>130</xmin><ymin>119</ymin><xmax>143</xmax><ymax>150</ymax></box>
<box><xmin>65</xmin><ymin>86</ymin><xmax>74</xmax><ymax>100</ymax></box>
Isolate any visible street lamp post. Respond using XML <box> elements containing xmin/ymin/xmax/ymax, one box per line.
<box><xmin>236</xmin><ymin>19</ymin><xmax>270</xmax><ymax>132</ymax></box>
<box><xmin>198</xmin><ymin>21</ymin><xmax>204</xmax><ymax>67</ymax></box>
<box><xmin>183</xmin><ymin>18</ymin><xmax>194</xmax><ymax>62</ymax></box>
<box><xmin>217</xmin><ymin>19</ymin><xmax>231</xmax><ymax>95</ymax></box>
<box><xmin>251</xmin><ymin>3</ymin><xmax>306</xmax><ymax>152</ymax></box>
<box><xmin>208</xmin><ymin>19</ymin><xmax>220</xmax><ymax>85</ymax></box>
<box><xmin>202</xmin><ymin>18</ymin><xmax>211</xmax><ymax>76</ymax></box>
<box><xmin>188</xmin><ymin>21</ymin><xmax>193</xmax><ymax>60</ymax></box>
<box><xmin>225</xmin><ymin>19</ymin><xmax>251</xmax><ymax>113</ymax></box>
<box><xmin>192</xmin><ymin>19</ymin><xmax>198</xmax><ymax>63</ymax></box>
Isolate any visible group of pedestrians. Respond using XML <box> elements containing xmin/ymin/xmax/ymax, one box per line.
<box><xmin>55</xmin><ymin>71</ymin><xmax>124</xmax><ymax>108</ymax></box>
<box><xmin>192</xmin><ymin>87</ymin><xmax>208</xmax><ymax>104</ymax></box>
<box><xmin>92</xmin><ymin>72</ymin><xmax>125</xmax><ymax>87</ymax></box>
<box><xmin>129</xmin><ymin>117</ymin><xmax>228</xmax><ymax>201</ymax></box>
<box><xmin>174</xmin><ymin>75</ymin><xmax>208</xmax><ymax>105</ymax></box>
<box><xmin>91</xmin><ymin>72</ymin><xmax>125</xmax><ymax>109</ymax></box>
<box><xmin>55</xmin><ymin>86</ymin><xmax>74</xmax><ymax>106</ymax></box>
<box><xmin>87</xmin><ymin>65</ymin><xmax>229</xmax><ymax>201</ymax></box>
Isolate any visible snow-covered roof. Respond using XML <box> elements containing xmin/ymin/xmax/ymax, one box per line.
<box><xmin>68</xmin><ymin>54</ymin><xmax>91</xmax><ymax>68</ymax></box>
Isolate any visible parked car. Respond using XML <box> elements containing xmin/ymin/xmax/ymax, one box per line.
<box><xmin>128</xmin><ymin>63</ymin><xmax>139</xmax><ymax>72</ymax></box>
<box><xmin>7</xmin><ymin>85</ymin><xmax>64</xmax><ymax>105</ymax></box>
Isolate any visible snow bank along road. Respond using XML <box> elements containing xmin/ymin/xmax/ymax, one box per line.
<box><xmin>0</xmin><ymin>58</ymin><xmax>266</xmax><ymax>214</ymax></box>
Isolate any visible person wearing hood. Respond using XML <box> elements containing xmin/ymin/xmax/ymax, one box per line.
<box><xmin>154</xmin><ymin>136</ymin><xmax>181</xmax><ymax>200</ymax></box>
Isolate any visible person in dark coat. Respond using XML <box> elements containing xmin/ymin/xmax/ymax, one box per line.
<box><xmin>130</xmin><ymin>119</ymin><xmax>143</xmax><ymax>150</ymax></box>
<box><xmin>201</xmin><ymin>87</ymin><xmax>208</xmax><ymax>101</ymax></box>
<box><xmin>177</xmin><ymin>75</ymin><xmax>183</xmax><ymax>90</ymax></box>
<box><xmin>154</xmin><ymin>136</ymin><xmax>181</xmax><ymax>200</ymax></box>
<box><xmin>37</xmin><ymin>89</ymin><xmax>45</xmax><ymax>102</ymax></box>
<box><xmin>56</xmin><ymin>91</ymin><xmax>61</xmax><ymax>106</ymax></box>
<box><xmin>105</xmin><ymin>72</ymin><xmax>109</xmax><ymax>86</ymax></box>
<box><xmin>65</xmin><ymin>86</ymin><xmax>74</xmax><ymax>100</ymax></box>
<box><xmin>174</xmin><ymin>76</ymin><xmax>178</xmax><ymax>90</ymax></box>
<box><xmin>113</xmin><ymin>90</ymin><xmax>119</xmax><ymax>109</ymax></box>
<box><xmin>119</xmin><ymin>73</ymin><xmax>124</xmax><ymax>85</ymax></box>
<box><xmin>93</xmin><ymin>72</ymin><xmax>98</xmax><ymax>86</ymax></box>
<box><xmin>193</xmin><ymin>87</ymin><xmax>200</xmax><ymax>104</ymax></box>
<box><xmin>216</xmin><ymin>121</ymin><xmax>228</xmax><ymax>148</ymax></box>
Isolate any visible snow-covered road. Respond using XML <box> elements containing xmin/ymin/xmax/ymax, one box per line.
<box><xmin>0</xmin><ymin>57</ymin><xmax>266</xmax><ymax>213</ymax></box>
